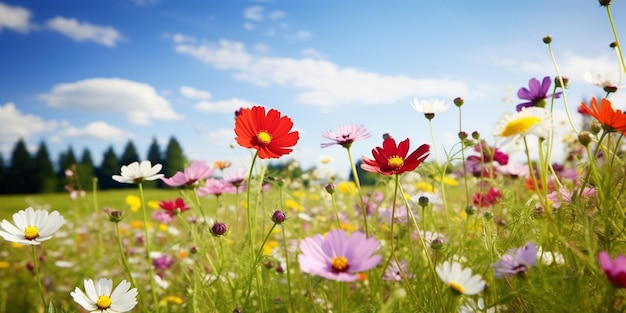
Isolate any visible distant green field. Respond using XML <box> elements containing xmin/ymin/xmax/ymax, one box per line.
<box><xmin>0</xmin><ymin>189</ymin><xmax>187</xmax><ymax>220</ymax></box>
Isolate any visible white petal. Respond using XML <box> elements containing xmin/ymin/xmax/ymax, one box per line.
<box><xmin>71</xmin><ymin>287</ymin><xmax>97</xmax><ymax>311</ymax></box>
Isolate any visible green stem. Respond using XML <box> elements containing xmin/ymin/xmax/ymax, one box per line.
<box><xmin>346</xmin><ymin>146</ymin><xmax>369</xmax><ymax>237</ymax></box>
<box><xmin>281</xmin><ymin>226</ymin><xmax>295</xmax><ymax>313</ymax></box>
<box><xmin>246</xmin><ymin>151</ymin><xmax>259</xmax><ymax>257</ymax></box>
<box><xmin>546</xmin><ymin>42</ymin><xmax>578</xmax><ymax>134</ymax></box>
<box><xmin>114</xmin><ymin>223</ymin><xmax>138</xmax><ymax>289</ymax></box>
<box><xmin>31</xmin><ymin>245</ymin><xmax>46</xmax><ymax>309</ymax></box>
<box><xmin>138</xmin><ymin>183</ymin><xmax>159</xmax><ymax>311</ymax></box>
<box><xmin>428</xmin><ymin>119</ymin><xmax>440</xmax><ymax>166</ymax></box>
<box><xmin>606</xmin><ymin>5</ymin><xmax>626</xmax><ymax>75</ymax></box>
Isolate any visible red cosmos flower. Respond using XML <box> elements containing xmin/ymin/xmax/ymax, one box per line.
<box><xmin>361</xmin><ymin>137</ymin><xmax>430</xmax><ymax>175</ymax></box>
<box><xmin>579</xmin><ymin>97</ymin><xmax>626</xmax><ymax>132</ymax></box>
<box><xmin>159</xmin><ymin>197</ymin><xmax>190</xmax><ymax>217</ymax></box>
<box><xmin>234</xmin><ymin>106</ymin><xmax>300</xmax><ymax>159</ymax></box>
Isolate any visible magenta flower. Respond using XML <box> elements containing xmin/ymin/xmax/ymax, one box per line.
<box><xmin>516</xmin><ymin>76</ymin><xmax>562</xmax><ymax>112</ymax></box>
<box><xmin>161</xmin><ymin>160</ymin><xmax>215</xmax><ymax>187</ymax></box>
<box><xmin>492</xmin><ymin>242</ymin><xmax>537</xmax><ymax>278</ymax></box>
<box><xmin>472</xmin><ymin>187</ymin><xmax>502</xmax><ymax>208</ymax></box>
<box><xmin>152</xmin><ymin>254</ymin><xmax>175</xmax><ymax>271</ymax></box>
<box><xmin>152</xmin><ymin>210</ymin><xmax>173</xmax><ymax>224</ymax></box>
<box><xmin>159</xmin><ymin>197</ymin><xmax>190</xmax><ymax>217</ymax></box>
<box><xmin>598</xmin><ymin>251</ymin><xmax>626</xmax><ymax>288</ymax></box>
<box><xmin>197</xmin><ymin>178</ymin><xmax>235</xmax><ymax>197</ymax></box>
<box><xmin>298</xmin><ymin>229</ymin><xmax>381</xmax><ymax>282</ymax></box>
<box><xmin>321</xmin><ymin>124</ymin><xmax>371</xmax><ymax>148</ymax></box>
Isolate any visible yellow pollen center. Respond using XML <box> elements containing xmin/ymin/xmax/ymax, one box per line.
<box><xmin>331</xmin><ymin>256</ymin><xmax>349</xmax><ymax>272</ymax></box>
<box><xmin>387</xmin><ymin>156</ymin><xmax>404</xmax><ymax>168</ymax></box>
<box><xmin>449</xmin><ymin>281</ymin><xmax>465</xmax><ymax>294</ymax></box>
<box><xmin>24</xmin><ymin>226</ymin><xmax>39</xmax><ymax>240</ymax></box>
<box><xmin>257</xmin><ymin>131</ymin><xmax>272</xmax><ymax>145</ymax></box>
<box><xmin>96</xmin><ymin>295</ymin><xmax>112</xmax><ymax>309</ymax></box>
<box><xmin>501</xmin><ymin>116</ymin><xmax>541</xmax><ymax>137</ymax></box>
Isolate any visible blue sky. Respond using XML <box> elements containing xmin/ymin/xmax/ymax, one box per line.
<box><xmin>1</xmin><ymin>0</ymin><xmax>624</xmax><ymax>178</ymax></box>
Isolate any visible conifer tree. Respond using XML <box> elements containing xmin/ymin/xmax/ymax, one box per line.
<box><xmin>120</xmin><ymin>140</ymin><xmax>140</xmax><ymax>167</ymax></box>
<box><xmin>163</xmin><ymin>136</ymin><xmax>185</xmax><ymax>181</ymax></box>
<box><xmin>0</xmin><ymin>154</ymin><xmax>6</xmax><ymax>194</ymax></box>
<box><xmin>76</xmin><ymin>148</ymin><xmax>96</xmax><ymax>192</ymax></box>
<box><xmin>6</xmin><ymin>139</ymin><xmax>34</xmax><ymax>194</ymax></box>
<box><xmin>97</xmin><ymin>146</ymin><xmax>121</xmax><ymax>190</ymax></box>
<box><xmin>145</xmin><ymin>137</ymin><xmax>162</xmax><ymax>189</ymax></box>
<box><xmin>32</xmin><ymin>141</ymin><xmax>56</xmax><ymax>193</ymax></box>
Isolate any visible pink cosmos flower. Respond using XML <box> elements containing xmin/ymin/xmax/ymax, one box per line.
<box><xmin>161</xmin><ymin>160</ymin><xmax>215</xmax><ymax>187</ymax></box>
<box><xmin>197</xmin><ymin>178</ymin><xmax>236</xmax><ymax>197</ymax></box>
<box><xmin>598</xmin><ymin>251</ymin><xmax>626</xmax><ymax>288</ymax></box>
<box><xmin>152</xmin><ymin>210</ymin><xmax>173</xmax><ymax>224</ymax></box>
<box><xmin>321</xmin><ymin>124</ymin><xmax>371</xmax><ymax>148</ymax></box>
<box><xmin>298</xmin><ymin>229</ymin><xmax>381</xmax><ymax>282</ymax></box>
<box><xmin>547</xmin><ymin>186</ymin><xmax>596</xmax><ymax>209</ymax></box>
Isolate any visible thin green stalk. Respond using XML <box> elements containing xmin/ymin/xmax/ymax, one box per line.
<box><xmin>329</xmin><ymin>192</ymin><xmax>342</xmax><ymax>229</ymax></box>
<box><xmin>428</xmin><ymin>119</ymin><xmax>441</xmax><ymax>166</ymax></box>
<box><xmin>346</xmin><ymin>146</ymin><xmax>369</xmax><ymax>236</ymax></box>
<box><xmin>606</xmin><ymin>5</ymin><xmax>626</xmax><ymax>75</ymax></box>
<box><xmin>458</xmin><ymin>106</ymin><xmax>471</xmax><ymax>211</ymax></box>
<box><xmin>546</xmin><ymin>42</ymin><xmax>578</xmax><ymax>134</ymax></box>
<box><xmin>244</xmin><ymin>223</ymin><xmax>277</xmax><ymax>311</ymax></box>
<box><xmin>138</xmin><ymin>183</ymin><xmax>159</xmax><ymax>311</ymax></box>
<box><xmin>114</xmin><ymin>223</ymin><xmax>138</xmax><ymax>289</ymax></box>
<box><xmin>31</xmin><ymin>245</ymin><xmax>46</xmax><ymax>309</ymax></box>
<box><xmin>246</xmin><ymin>151</ymin><xmax>259</xmax><ymax>257</ymax></box>
<box><xmin>281</xmin><ymin>226</ymin><xmax>295</xmax><ymax>313</ymax></box>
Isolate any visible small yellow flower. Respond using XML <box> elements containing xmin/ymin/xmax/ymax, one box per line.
<box><xmin>158</xmin><ymin>224</ymin><xmax>168</xmax><ymax>232</ymax></box>
<box><xmin>148</xmin><ymin>201</ymin><xmax>160</xmax><ymax>209</ymax></box>
<box><xmin>415</xmin><ymin>181</ymin><xmax>434</xmax><ymax>192</ymax></box>
<box><xmin>339</xmin><ymin>222</ymin><xmax>355</xmax><ymax>232</ymax></box>
<box><xmin>436</xmin><ymin>176</ymin><xmax>459</xmax><ymax>187</ymax></box>
<box><xmin>285</xmin><ymin>199</ymin><xmax>303</xmax><ymax>211</ymax></box>
<box><xmin>0</xmin><ymin>261</ymin><xmax>10</xmax><ymax>269</ymax></box>
<box><xmin>125</xmin><ymin>195</ymin><xmax>142</xmax><ymax>212</ymax></box>
<box><xmin>11</xmin><ymin>242</ymin><xmax>24</xmax><ymax>249</ymax></box>
<box><xmin>159</xmin><ymin>295</ymin><xmax>184</xmax><ymax>306</ymax></box>
<box><xmin>293</xmin><ymin>190</ymin><xmax>304</xmax><ymax>198</ymax></box>
<box><xmin>130</xmin><ymin>220</ymin><xmax>144</xmax><ymax>229</ymax></box>
<box><xmin>263</xmin><ymin>240</ymin><xmax>279</xmax><ymax>255</ymax></box>
<box><xmin>337</xmin><ymin>181</ymin><xmax>357</xmax><ymax>194</ymax></box>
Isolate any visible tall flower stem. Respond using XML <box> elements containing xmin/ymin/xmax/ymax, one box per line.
<box><xmin>606</xmin><ymin>5</ymin><xmax>626</xmax><ymax>75</ymax></box>
<box><xmin>329</xmin><ymin>192</ymin><xmax>342</xmax><ymax>229</ymax></box>
<box><xmin>138</xmin><ymin>183</ymin><xmax>159</xmax><ymax>311</ymax></box>
<box><xmin>546</xmin><ymin>42</ymin><xmax>577</xmax><ymax>134</ymax></box>
<box><xmin>246</xmin><ymin>151</ymin><xmax>259</xmax><ymax>256</ymax></box>
<box><xmin>346</xmin><ymin>146</ymin><xmax>369</xmax><ymax>236</ymax></box>
<box><xmin>244</xmin><ymin>223</ymin><xmax>278</xmax><ymax>311</ymax></box>
<box><xmin>31</xmin><ymin>245</ymin><xmax>46</xmax><ymax>309</ymax></box>
<box><xmin>387</xmin><ymin>174</ymin><xmax>421</xmax><ymax>309</ymax></box>
<box><xmin>428</xmin><ymin>119</ymin><xmax>441</xmax><ymax>166</ymax></box>
<box><xmin>281</xmin><ymin>226</ymin><xmax>295</xmax><ymax>313</ymax></box>
<box><xmin>114</xmin><ymin>222</ymin><xmax>138</xmax><ymax>290</ymax></box>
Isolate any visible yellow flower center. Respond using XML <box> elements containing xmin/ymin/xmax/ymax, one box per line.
<box><xmin>449</xmin><ymin>281</ymin><xmax>465</xmax><ymax>294</ymax></box>
<box><xmin>331</xmin><ymin>256</ymin><xmax>349</xmax><ymax>272</ymax></box>
<box><xmin>387</xmin><ymin>156</ymin><xmax>404</xmax><ymax>168</ymax></box>
<box><xmin>24</xmin><ymin>226</ymin><xmax>39</xmax><ymax>240</ymax></box>
<box><xmin>257</xmin><ymin>131</ymin><xmax>272</xmax><ymax>145</ymax></box>
<box><xmin>96</xmin><ymin>295</ymin><xmax>112</xmax><ymax>309</ymax></box>
<box><xmin>500</xmin><ymin>116</ymin><xmax>541</xmax><ymax>137</ymax></box>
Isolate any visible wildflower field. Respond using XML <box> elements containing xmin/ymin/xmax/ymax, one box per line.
<box><xmin>3</xmin><ymin>1</ymin><xmax>626</xmax><ymax>312</ymax></box>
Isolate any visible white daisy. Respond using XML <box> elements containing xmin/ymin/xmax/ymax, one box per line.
<box><xmin>71</xmin><ymin>278</ymin><xmax>138</xmax><ymax>313</ymax></box>
<box><xmin>493</xmin><ymin>107</ymin><xmax>552</xmax><ymax>145</ymax></box>
<box><xmin>410</xmin><ymin>98</ymin><xmax>450</xmax><ymax>118</ymax></box>
<box><xmin>584</xmin><ymin>71</ymin><xmax>617</xmax><ymax>89</ymax></box>
<box><xmin>0</xmin><ymin>207</ymin><xmax>65</xmax><ymax>245</ymax></box>
<box><xmin>112</xmin><ymin>160</ymin><xmax>164</xmax><ymax>184</ymax></box>
<box><xmin>436</xmin><ymin>261</ymin><xmax>485</xmax><ymax>295</ymax></box>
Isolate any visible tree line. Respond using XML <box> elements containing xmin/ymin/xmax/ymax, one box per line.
<box><xmin>0</xmin><ymin>137</ymin><xmax>186</xmax><ymax>194</ymax></box>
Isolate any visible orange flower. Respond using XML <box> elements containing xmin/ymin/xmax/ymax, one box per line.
<box><xmin>234</xmin><ymin>106</ymin><xmax>299</xmax><ymax>159</ymax></box>
<box><xmin>361</xmin><ymin>137</ymin><xmax>430</xmax><ymax>175</ymax></box>
<box><xmin>579</xmin><ymin>97</ymin><xmax>626</xmax><ymax>132</ymax></box>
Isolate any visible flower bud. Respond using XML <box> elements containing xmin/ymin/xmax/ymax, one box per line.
<box><xmin>458</xmin><ymin>131</ymin><xmax>468</xmax><ymax>140</ymax></box>
<box><xmin>578</xmin><ymin>131</ymin><xmax>592</xmax><ymax>147</ymax></box>
<box><xmin>590</xmin><ymin>121</ymin><xmax>602</xmax><ymax>135</ymax></box>
<box><xmin>465</xmin><ymin>205</ymin><xmax>476</xmax><ymax>216</ymax></box>
<box><xmin>276</xmin><ymin>265</ymin><xmax>285</xmax><ymax>273</ymax></box>
<box><xmin>418</xmin><ymin>196</ymin><xmax>429</xmax><ymax>208</ymax></box>
<box><xmin>210</xmin><ymin>221</ymin><xmax>228</xmax><ymax>236</ymax></box>
<box><xmin>543</xmin><ymin>35</ymin><xmax>552</xmax><ymax>44</ymax></box>
<box><xmin>325</xmin><ymin>183</ymin><xmax>335</xmax><ymax>195</ymax></box>
<box><xmin>610</xmin><ymin>42</ymin><xmax>617</xmax><ymax>48</ymax></box>
<box><xmin>554</xmin><ymin>76</ymin><xmax>568</xmax><ymax>89</ymax></box>
<box><xmin>599</xmin><ymin>0</ymin><xmax>612</xmax><ymax>6</ymax></box>
<box><xmin>603</xmin><ymin>85</ymin><xmax>618</xmax><ymax>94</ymax></box>
<box><xmin>382</xmin><ymin>133</ymin><xmax>393</xmax><ymax>140</ymax></box>
<box><xmin>453</xmin><ymin>97</ymin><xmax>464</xmax><ymax>107</ymax></box>
<box><xmin>431</xmin><ymin>238</ymin><xmax>446</xmax><ymax>250</ymax></box>
<box><xmin>271</xmin><ymin>210</ymin><xmax>286</xmax><ymax>224</ymax></box>
<box><xmin>471</xmin><ymin>131</ymin><xmax>481</xmax><ymax>140</ymax></box>
<box><xmin>104</xmin><ymin>207</ymin><xmax>124</xmax><ymax>223</ymax></box>
<box><xmin>424</xmin><ymin>113</ymin><xmax>435</xmax><ymax>120</ymax></box>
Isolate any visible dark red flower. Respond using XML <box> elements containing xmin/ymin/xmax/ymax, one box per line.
<box><xmin>159</xmin><ymin>197</ymin><xmax>190</xmax><ymax>217</ymax></box>
<box><xmin>234</xmin><ymin>106</ymin><xmax>299</xmax><ymax>159</ymax></box>
<box><xmin>360</xmin><ymin>137</ymin><xmax>429</xmax><ymax>175</ymax></box>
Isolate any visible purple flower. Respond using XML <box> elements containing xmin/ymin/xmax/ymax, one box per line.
<box><xmin>492</xmin><ymin>242</ymin><xmax>537</xmax><ymax>278</ymax></box>
<box><xmin>516</xmin><ymin>76</ymin><xmax>562</xmax><ymax>112</ymax></box>
<box><xmin>598</xmin><ymin>251</ymin><xmax>626</xmax><ymax>288</ymax></box>
<box><xmin>152</xmin><ymin>254</ymin><xmax>175</xmax><ymax>271</ymax></box>
<box><xmin>547</xmin><ymin>186</ymin><xmax>596</xmax><ymax>209</ymax></box>
<box><xmin>161</xmin><ymin>160</ymin><xmax>215</xmax><ymax>187</ymax></box>
<box><xmin>321</xmin><ymin>124</ymin><xmax>371</xmax><ymax>148</ymax></box>
<box><xmin>383</xmin><ymin>260</ymin><xmax>414</xmax><ymax>281</ymax></box>
<box><xmin>152</xmin><ymin>210</ymin><xmax>173</xmax><ymax>224</ymax></box>
<box><xmin>298</xmin><ymin>229</ymin><xmax>381</xmax><ymax>282</ymax></box>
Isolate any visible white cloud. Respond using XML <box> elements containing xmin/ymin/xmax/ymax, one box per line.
<box><xmin>244</xmin><ymin>6</ymin><xmax>264</xmax><ymax>21</ymax></box>
<box><xmin>58</xmin><ymin>121</ymin><xmax>133</xmax><ymax>140</ymax></box>
<box><xmin>195</xmin><ymin>98</ymin><xmax>255</xmax><ymax>113</ymax></box>
<box><xmin>174</xmin><ymin>39</ymin><xmax>469</xmax><ymax>109</ymax></box>
<box><xmin>46</xmin><ymin>16</ymin><xmax>124</xmax><ymax>47</ymax></box>
<box><xmin>180</xmin><ymin>86</ymin><xmax>212</xmax><ymax>100</ymax></box>
<box><xmin>39</xmin><ymin>78</ymin><xmax>184</xmax><ymax>125</ymax></box>
<box><xmin>208</xmin><ymin>128</ymin><xmax>235</xmax><ymax>145</ymax></box>
<box><xmin>0</xmin><ymin>2</ymin><xmax>33</xmax><ymax>33</ymax></box>
<box><xmin>243</xmin><ymin>21</ymin><xmax>255</xmax><ymax>31</ymax></box>
<box><xmin>301</xmin><ymin>48</ymin><xmax>327</xmax><ymax>59</ymax></box>
<box><xmin>0</xmin><ymin>103</ymin><xmax>57</xmax><ymax>143</ymax></box>
<box><xmin>269</xmin><ymin>10</ymin><xmax>285</xmax><ymax>20</ymax></box>
<box><xmin>295</xmin><ymin>30</ymin><xmax>311</xmax><ymax>40</ymax></box>
<box><xmin>171</xmin><ymin>33</ymin><xmax>196</xmax><ymax>44</ymax></box>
